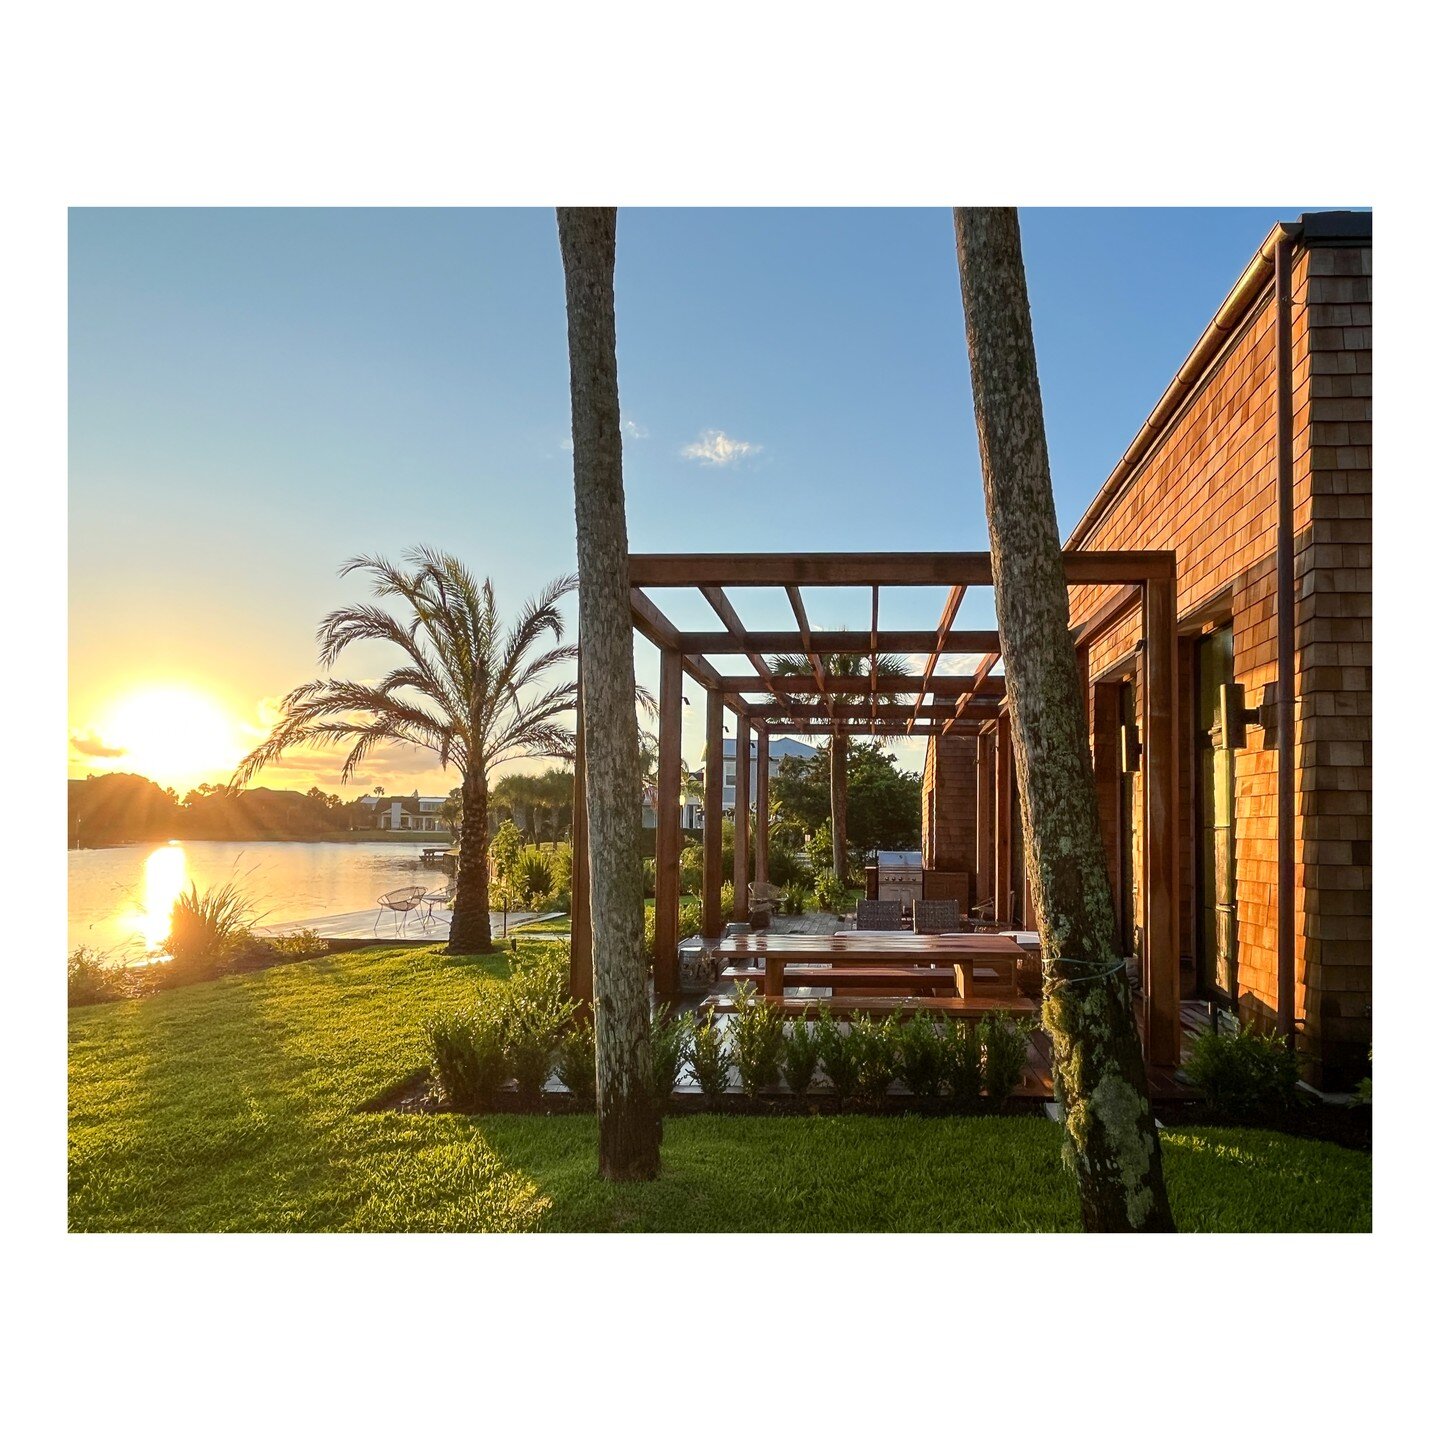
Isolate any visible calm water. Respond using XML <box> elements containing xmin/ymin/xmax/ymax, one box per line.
<box><xmin>68</xmin><ymin>840</ymin><xmax>451</xmax><ymax>958</ymax></box>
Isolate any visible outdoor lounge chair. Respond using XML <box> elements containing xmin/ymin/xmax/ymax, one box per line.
<box><xmin>913</xmin><ymin>899</ymin><xmax>962</xmax><ymax>934</ymax></box>
<box><xmin>748</xmin><ymin>881</ymin><xmax>784</xmax><ymax>929</ymax></box>
<box><xmin>855</xmin><ymin>900</ymin><xmax>907</xmax><ymax>931</ymax></box>
<box><xmin>375</xmin><ymin>885</ymin><xmax>428</xmax><ymax>935</ymax></box>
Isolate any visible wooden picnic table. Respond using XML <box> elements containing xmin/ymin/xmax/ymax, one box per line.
<box><xmin>714</xmin><ymin>932</ymin><xmax>1028</xmax><ymax>999</ymax></box>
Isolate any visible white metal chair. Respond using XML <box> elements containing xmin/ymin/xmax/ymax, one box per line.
<box><xmin>376</xmin><ymin>885</ymin><xmax>427</xmax><ymax>935</ymax></box>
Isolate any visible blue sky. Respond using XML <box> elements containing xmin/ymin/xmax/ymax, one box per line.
<box><xmin>68</xmin><ymin>206</ymin><xmax>1310</xmax><ymax>791</ymax></box>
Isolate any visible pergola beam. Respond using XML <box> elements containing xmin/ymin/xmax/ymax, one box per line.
<box><xmin>699</xmin><ymin>584</ymin><xmax>793</xmax><ymax>717</ymax></box>
<box><xmin>711</xmin><ymin>673</ymin><xmax>1005</xmax><ymax>698</ymax></box>
<box><xmin>942</xmin><ymin>652</ymin><xmax>1001</xmax><ymax>736</ymax></box>
<box><xmin>908</xmin><ymin>582</ymin><xmax>966</xmax><ymax>735</ymax></box>
<box><xmin>672</xmin><ymin>629</ymin><xmax>1002</xmax><ymax>655</ymax></box>
<box><xmin>631</xmin><ymin>551</ymin><xmax>1176</xmax><ymax>587</ymax></box>
<box><xmin>784</xmin><ymin>584</ymin><xmax>834</xmax><ymax>720</ymax></box>
<box><xmin>748</xmin><ymin>702</ymin><xmax>992</xmax><ymax>721</ymax></box>
<box><xmin>630</xmin><ymin>588</ymin><xmax>723</xmax><ymax>689</ymax></box>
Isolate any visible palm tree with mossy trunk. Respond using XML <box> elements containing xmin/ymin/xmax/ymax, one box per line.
<box><xmin>232</xmin><ymin>549</ymin><xmax>578</xmax><ymax>954</ymax></box>
<box><xmin>769</xmin><ymin>646</ymin><xmax>914</xmax><ymax>879</ymax></box>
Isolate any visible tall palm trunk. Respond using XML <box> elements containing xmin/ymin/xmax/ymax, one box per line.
<box><xmin>954</xmin><ymin>207</ymin><xmax>1173</xmax><ymax>1232</ymax></box>
<box><xmin>829</xmin><ymin>728</ymin><xmax>849</xmax><ymax>879</ymax></box>
<box><xmin>447</xmin><ymin>771</ymin><xmax>493</xmax><ymax>953</ymax></box>
<box><xmin>558</xmin><ymin>206</ymin><xmax>659</xmax><ymax>1181</ymax></box>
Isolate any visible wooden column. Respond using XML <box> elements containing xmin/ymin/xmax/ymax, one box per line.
<box><xmin>653</xmin><ymin>649</ymin><xmax>683</xmax><ymax>1000</ymax></box>
<box><xmin>1143</xmin><ymin>573</ymin><xmax>1182</xmax><ymax>1066</ymax></box>
<box><xmin>975</xmin><ymin>730</ymin><xmax>994</xmax><ymax>907</ymax></box>
<box><xmin>702</xmin><ymin>689</ymin><xmax>725</xmax><ymax>938</ymax></box>
<box><xmin>994</xmin><ymin>710</ymin><xmax>1013</xmax><ymax>926</ymax></box>
<box><xmin>754</xmin><ymin>726</ymin><xmax>770</xmax><ymax>888</ymax></box>
<box><xmin>569</xmin><ymin>691</ymin><xmax>592</xmax><ymax>1008</ymax></box>
<box><xmin>1091</xmin><ymin>681</ymin><xmax>1124</xmax><ymax>933</ymax></box>
<box><xmin>732</xmin><ymin>713</ymin><xmax>751</xmax><ymax>923</ymax></box>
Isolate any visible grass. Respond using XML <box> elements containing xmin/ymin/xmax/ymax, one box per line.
<box><xmin>68</xmin><ymin>944</ymin><xmax>1372</xmax><ymax>1233</ymax></box>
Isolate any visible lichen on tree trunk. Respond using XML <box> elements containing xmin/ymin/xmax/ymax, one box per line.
<box><xmin>953</xmin><ymin>207</ymin><xmax>1173</xmax><ymax>1232</ymax></box>
<box><xmin>557</xmin><ymin>206</ymin><xmax>660</xmax><ymax>1181</ymax></box>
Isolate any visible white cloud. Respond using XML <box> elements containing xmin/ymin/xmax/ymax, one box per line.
<box><xmin>622</xmin><ymin>416</ymin><xmax>648</xmax><ymax>441</ymax></box>
<box><xmin>681</xmin><ymin>428</ymin><xmax>760</xmax><ymax>466</ymax></box>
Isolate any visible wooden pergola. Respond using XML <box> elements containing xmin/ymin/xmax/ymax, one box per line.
<box><xmin>570</xmin><ymin>550</ymin><xmax>1183</xmax><ymax>1064</ymax></box>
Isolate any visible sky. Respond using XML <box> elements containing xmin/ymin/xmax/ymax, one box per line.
<box><xmin>68</xmin><ymin>205</ymin><xmax>1315</xmax><ymax>795</ymax></box>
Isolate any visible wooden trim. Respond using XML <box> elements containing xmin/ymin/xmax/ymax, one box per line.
<box><xmin>1069</xmin><ymin>584</ymin><xmax>1141</xmax><ymax>650</ymax></box>
<box><xmin>652</xmin><ymin>649</ymin><xmax>683</xmax><ymax>1000</ymax></box>
<box><xmin>994</xmin><ymin>711</ymin><xmax>1013</xmax><ymax>925</ymax></box>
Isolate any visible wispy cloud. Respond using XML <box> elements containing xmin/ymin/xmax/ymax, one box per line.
<box><xmin>70</xmin><ymin>730</ymin><xmax>126</xmax><ymax>759</ymax></box>
<box><xmin>622</xmin><ymin>416</ymin><xmax>648</xmax><ymax>441</ymax></box>
<box><xmin>681</xmin><ymin>429</ymin><xmax>760</xmax><ymax>466</ymax></box>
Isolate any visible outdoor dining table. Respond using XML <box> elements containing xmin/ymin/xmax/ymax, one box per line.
<box><xmin>714</xmin><ymin>931</ymin><xmax>1029</xmax><ymax>999</ymax></box>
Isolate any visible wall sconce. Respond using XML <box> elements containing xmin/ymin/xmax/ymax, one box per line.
<box><xmin>1119</xmin><ymin>722</ymin><xmax>1142</xmax><ymax>773</ymax></box>
<box><xmin>1218</xmin><ymin>682</ymin><xmax>1268</xmax><ymax>750</ymax></box>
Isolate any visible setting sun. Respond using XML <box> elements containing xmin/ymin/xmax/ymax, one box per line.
<box><xmin>99</xmin><ymin>686</ymin><xmax>242</xmax><ymax>790</ymax></box>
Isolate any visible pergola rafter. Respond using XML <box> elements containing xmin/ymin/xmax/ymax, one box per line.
<box><xmin>571</xmin><ymin>549</ymin><xmax>1181</xmax><ymax>1067</ymax></box>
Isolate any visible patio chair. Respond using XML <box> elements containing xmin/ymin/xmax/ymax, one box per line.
<box><xmin>913</xmin><ymin>899</ymin><xmax>962</xmax><ymax>934</ymax></box>
<box><xmin>855</xmin><ymin>900</ymin><xmax>906</xmax><ymax>931</ymax></box>
<box><xmin>748</xmin><ymin>881</ymin><xmax>784</xmax><ymax>930</ymax></box>
<box><xmin>375</xmin><ymin>885</ymin><xmax>427</xmax><ymax>935</ymax></box>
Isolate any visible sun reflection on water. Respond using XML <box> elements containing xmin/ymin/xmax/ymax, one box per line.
<box><xmin>126</xmin><ymin>843</ymin><xmax>189</xmax><ymax>952</ymax></box>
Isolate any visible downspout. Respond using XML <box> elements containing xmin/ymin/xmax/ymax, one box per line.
<box><xmin>1273</xmin><ymin>230</ymin><xmax>1298</xmax><ymax>1046</ymax></box>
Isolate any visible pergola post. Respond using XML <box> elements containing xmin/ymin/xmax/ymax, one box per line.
<box><xmin>653</xmin><ymin>649</ymin><xmax>683</xmax><ymax>1000</ymax></box>
<box><xmin>994</xmin><ymin>710</ymin><xmax>1013</xmax><ymax>926</ymax></box>
<box><xmin>754</xmin><ymin>726</ymin><xmax>770</xmax><ymax>889</ymax></box>
<box><xmin>975</xmin><ymin>730</ymin><xmax>994</xmax><ymax>908</ymax></box>
<box><xmin>569</xmin><ymin>689</ymin><xmax>592</xmax><ymax>1009</ymax></box>
<box><xmin>703</xmin><ymin>689</ymin><xmax>725</xmax><ymax>937</ymax></box>
<box><xmin>732</xmin><ymin>713</ymin><xmax>750</xmax><ymax>923</ymax></box>
<box><xmin>1142</xmin><ymin>571</ymin><xmax>1182</xmax><ymax>1065</ymax></box>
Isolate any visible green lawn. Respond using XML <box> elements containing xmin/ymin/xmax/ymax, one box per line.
<box><xmin>68</xmin><ymin>944</ymin><xmax>1371</xmax><ymax>1232</ymax></box>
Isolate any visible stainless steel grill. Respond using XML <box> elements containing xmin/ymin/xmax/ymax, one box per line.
<box><xmin>874</xmin><ymin>849</ymin><xmax>923</xmax><ymax>914</ymax></box>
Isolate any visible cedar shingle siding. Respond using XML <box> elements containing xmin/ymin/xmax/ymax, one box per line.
<box><xmin>923</xmin><ymin>218</ymin><xmax>1371</xmax><ymax>1084</ymax></box>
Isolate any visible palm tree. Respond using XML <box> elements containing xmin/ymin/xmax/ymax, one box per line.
<box><xmin>769</xmin><ymin>647</ymin><xmax>914</xmax><ymax>878</ymax></box>
<box><xmin>232</xmin><ymin>549</ymin><xmax>578</xmax><ymax>954</ymax></box>
<box><xmin>558</xmin><ymin>205</ymin><xmax>659</xmax><ymax>1181</ymax></box>
<box><xmin>954</xmin><ymin>206</ymin><xmax>1171</xmax><ymax>1230</ymax></box>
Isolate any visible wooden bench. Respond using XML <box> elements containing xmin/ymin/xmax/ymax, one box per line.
<box><xmin>722</xmin><ymin>963</ymin><xmax>955</xmax><ymax>995</ymax></box>
<box><xmin>702</xmin><ymin>994</ymin><xmax>1039</xmax><ymax>1021</ymax></box>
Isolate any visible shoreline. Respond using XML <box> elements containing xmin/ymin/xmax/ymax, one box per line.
<box><xmin>69</xmin><ymin>832</ymin><xmax>458</xmax><ymax>851</ymax></box>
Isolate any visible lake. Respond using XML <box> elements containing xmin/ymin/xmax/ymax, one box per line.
<box><xmin>68</xmin><ymin>839</ymin><xmax>455</xmax><ymax>958</ymax></box>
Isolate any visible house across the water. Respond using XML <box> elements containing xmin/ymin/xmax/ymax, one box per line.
<box><xmin>355</xmin><ymin>792</ymin><xmax>452</xmax><ymax>833</ymax></box>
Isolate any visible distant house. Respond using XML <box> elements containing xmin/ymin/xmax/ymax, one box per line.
<box><xmin>720</xmin><ymin>735</ymin><xmax>817</xmax><ymax>811</ymax></box>
<box><xmin>356</xmin><ymin>792</ymin><xmax>451</xmax><ymax>832</ymax></box>
<box><xmin>640</xmin><ymin>785</ymin><xmax>702</xmax><ymax>831</ymax></box>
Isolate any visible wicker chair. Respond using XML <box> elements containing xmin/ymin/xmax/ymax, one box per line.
<box><xmin>913</xmin><ymin>899</ymin><xmax>962</xmax><ymax>934</ymax></box>
<box><xmin>855</xmin><ymin>900</ymin><xmax>907</xmax><ymax>931</ymax></box>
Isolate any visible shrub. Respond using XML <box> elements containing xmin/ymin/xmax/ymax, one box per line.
<box><xmin>1183</xmin><ymin>1023</ymin><xmax>1303</xmax><ymax>1114</ymax></box>
<box><xmin>679</xmin><ymin>843</ymin><xmax>704</xmax><ymax>895</ymax></box>
<box><xmin>895</xmin><ymin>1017</ymin><xmax>946</xmax><ymax>1098</ymax></box>
<box><xmin>270</xmin><ymin>929</ymin><xmax>328</xmax><ymax>959</ymax></box>
<box><xmin>940</xmin><ymin>1017</ymin><xmax>983</xmax><ymax>1104</ymax></box>
<box><xmin>555</xmin><ymin>1019</ymin><xmax>596</xmax><ymax>1104</ymax></box>
<box><xmin>766</xmin><ymin>844</ymin><xmax>804</xmax><ymax>887</ymax></box>
<box><xmin>981</xmin><ymin>1014</ymin><xmax>1033</xmax><ymax>1101</ymax></box>
<box><xmin>68</xmin><ymin>947</ymin><xmax>134</xmax><ymax>1007</ymax></box>
<box><xmin>503</xmin><ymin>961</ymin><xmax>578</xmax><ymax>1103</ymax></box>
<box><xmin>850</xmin><ymin>1013</ymin><xmax>898</xmax><ymax>1104</ymax></box>
<box><xmin>720</xmin><ymin>880</ymin><xmax>735</xmax><ymax>921</ymax></box>
<box><xmin>729</xmin><ymin>981</ymin><xmax>786</xmax><ymax>1097</ymax></box>
<box><xmin>814</xmin><ymin>1005</ymin><xmax>859</xmax><ymax>1101</ymax></box>
<box><xmin>426</xmin><ymin>1005</ymin><xmax>509</xmax><ymax>1110</ymax></box>
<box><xmin>781</xmin><ymin>881</ymin><xmax>809</xmax><ymax>916</ymax></box>
<box><xmin>812</xmin><ymin>868</ymin><xmax>849</xmax><ymax>915</ymax></box>
<box><xmin>165</xmin><ymin>881</ymin><xmax>254</xmax><ymax>977</ymax></box>
<box><xmin>650</xmin><ymin>1007</ymin><xmax>692</xmax><ymax>1113</ymax></box>
<box><xmin>687</xmin><ymin>1013</ymin><xmax>732</xmax><ymax>1102</ymax></box>
<box><xmin>641</xmin><ymin>857</ymin><xmax>657</xmax><ymax>898</ymax></box>
<box><xmin>489</xmin><ymin>819</ymin><xmax>524</xmax><ymax>880</ymax></box>
<box><xmin>644</xmin><ymin>896</ymin><xmax>706</xmax><ymax>961</ymax></box>
<box><xmin>513</xmin><ymin>850</ymin><xmax>557</xmax><ymax>909</ymax></box>
<box><xmin>804</xmin><ymin>822</ymin><xmax>835</xmax><ymax>877</ymax></box>
<box><xmin>781</xmin><ymin>1013</ymin><xmax>820</xmax><ymax>1095</ymax></box>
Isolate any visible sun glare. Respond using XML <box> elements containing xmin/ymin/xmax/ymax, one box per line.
<box><xmin>100</xmin><ymin>686</ymin><xmax>241</xmax><ymax>789</ymax></box>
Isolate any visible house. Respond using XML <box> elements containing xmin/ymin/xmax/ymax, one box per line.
<box><xmin>355</xmin><ymin>792</ymin><xmax>452</xmax><ymax>832</ymax></box>
<box><xmin>921</xmin><ymin>211</ymin><xmax>1371</xmax><ymax>1086</ymax></box>
<box><xmin>720</xmin><ymin>735</ymin><xmax>817</xmax><ymax>811</ymax></box>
